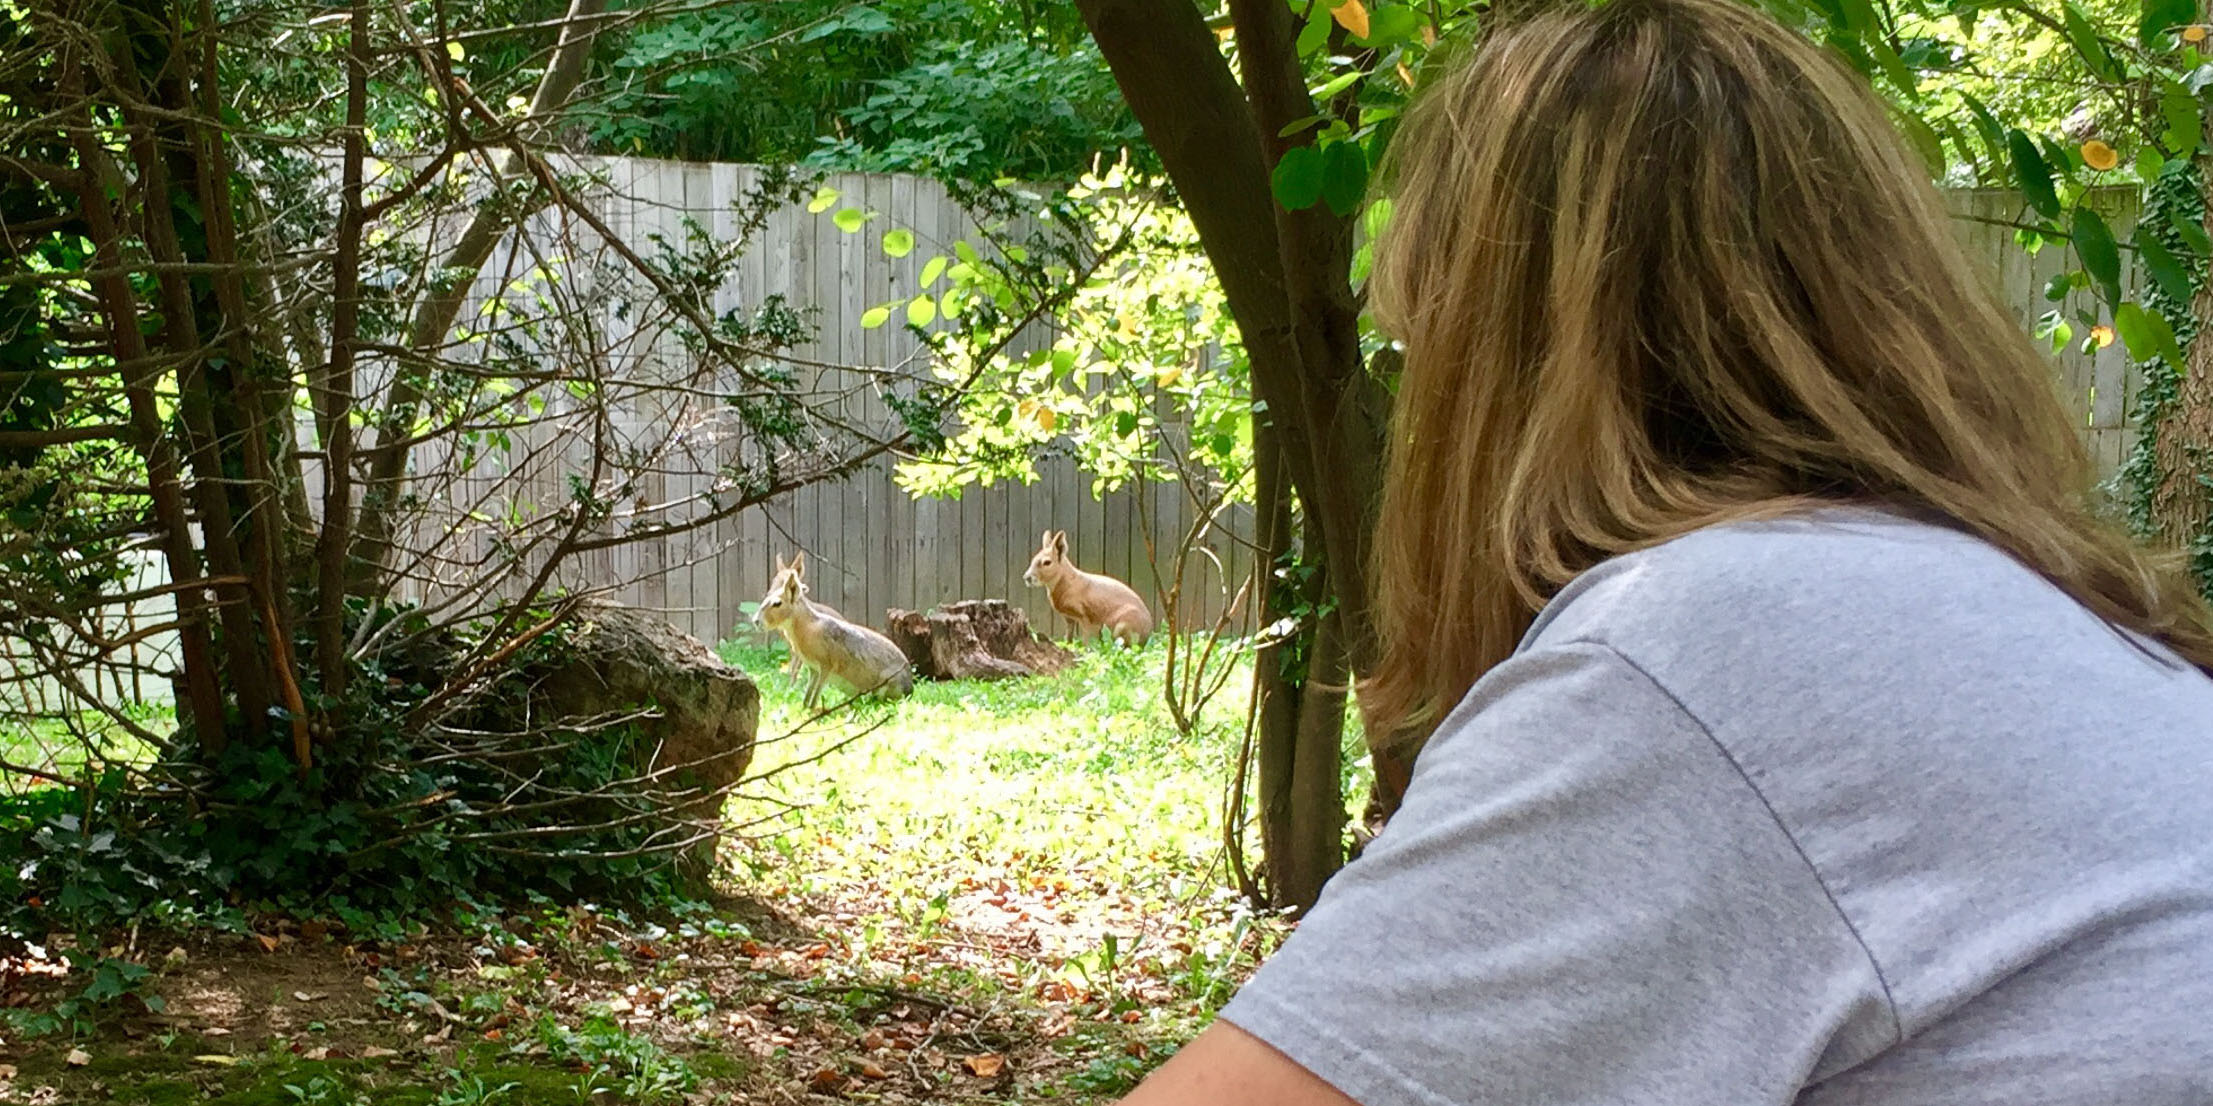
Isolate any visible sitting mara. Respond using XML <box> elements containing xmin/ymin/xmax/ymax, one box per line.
<box><xmin>1024</xmin><ymin>530</ymin><xmax>1153</xmax><ymax>645</ymax></box>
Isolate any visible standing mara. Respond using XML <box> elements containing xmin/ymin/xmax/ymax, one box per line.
<box><xmin>754</xmin><ymin>552</ymin><xmax>913</xmax><ymax>708</ymax></box>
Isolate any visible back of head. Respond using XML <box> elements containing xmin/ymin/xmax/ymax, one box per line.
<box><xmin>1363</xmin><ymin>0</ymin><xmax>2213</xmax><ymax>747</ymax></box>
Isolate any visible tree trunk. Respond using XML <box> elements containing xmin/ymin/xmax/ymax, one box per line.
<box><xmin>1251</xmin><ymin>419</ymin><xmax>1347</xmax><ymax>911</ymax></box>
<box><xmin>1076</xmin><ymin>0</ymin><xmax>1396</xmax><ymax>907</ymax></box>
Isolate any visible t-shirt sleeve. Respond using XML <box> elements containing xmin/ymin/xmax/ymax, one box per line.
<box><xmin>1216</xmin><ymin>642</ymin><xmax>1898</xmax><ymax>1106</ymax></box>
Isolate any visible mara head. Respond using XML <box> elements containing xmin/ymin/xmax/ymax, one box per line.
<box><xmin>1024</xmin><ymin>530</ymin><xmax>1070</xmax><ymax>587</ymax></box>
<box><xmin>1361</xmin><ymin>0</ymin><xmax>2213</xmax><ymax>749</ymax></box>
<box><xmin>755</xmin><ymin>552</ymin><xmax>808</xmax><ymax>628</ymax></box>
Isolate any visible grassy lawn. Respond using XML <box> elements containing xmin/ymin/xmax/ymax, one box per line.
<box><xmin>0</xmin><ymin>635</ymin><xmax>1326</xmax><ymax>1104</ymax></box>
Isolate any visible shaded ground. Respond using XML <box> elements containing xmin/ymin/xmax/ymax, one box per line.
<box><xmin>0</xmin><ymin>641</ymin><xmax>1325</xmax><ymax>1104</ymax></box>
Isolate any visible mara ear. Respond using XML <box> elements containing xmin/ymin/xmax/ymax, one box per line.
<box><xmin>1052</xmin><ymin>530</ymin><xmax>1068</xmax><ymax>554</ymax></box>
<box><xmin>772</xmin><ymin>552</ymin><xmax>786</xmax><ymax>574</ymax></box>
<box><xmin>1039</xmin><ymin>529</ymin><xmax>1053</xmax><ymax>551</ymax></box>
<box><xmin>791</xmin><ymin>550</ymin><xmax>807</xmax><ymax>577</ymax></box>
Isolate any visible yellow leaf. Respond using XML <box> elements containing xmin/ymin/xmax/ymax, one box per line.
<box><xmin>2091</xmin><ymin>324</ymin><xmax>2116</xmax><ymax>348</ymax></box>
<box><xmin>1036</xmin><ymin>407</ymin><xmax>1058</xmax><ymax>432</ymax></box>
<box><xmin>1154</xmin><ymin>367</ymin><xmax>1184</xmax><ymax>388</ymax></box>
<box><xmin>2080</xmin><ymin>140</ymin><xmax>2119</xmax><ymax>171</ymax></box>
<box><xmin>2186</xmin><ymin>24</ymin><xmax>2208</xmax><ymax>42</ymax></box>
<box><xmin>1396</xmin><ymin>60</ymin><xmax>1415</xmax><ymax>88</ymax></box>
<box><xmin>1330</xmin><ymin>0</ymin><xmax>1370</xmax><ymax>39</ymax></box>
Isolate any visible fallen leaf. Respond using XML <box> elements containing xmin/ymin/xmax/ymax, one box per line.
<box><xmin>202</xmin><ymin>1027</ymin><xmax>232</xmax><ymax>1037</ymax></box>
<box><xmin>193</xmin><ymin>1055</ymin><xmax>238</xmax><ymax>1067</ymax></box>
<box><xmin>362</xmin><ymin>1046</ymin><xmax>399</xmax><ymax>1059</ymax></box>
<box><xmin>254</xmin><ymin>933</ymin><xmax>280</xmax><ymax>953</ymax></box>
<box><xmin>301</xmin><ymin>1047</ymin><xmax>330</xmax><ymax>1061</ymax></box>
<box><xmin>860</xmin><ymin>1028</ymin><xmax>888</xmax><ymax>1050</ymax></box>
<box><xmin>1330</xmin><ymin>0</ymin><xmax>1370</xmax><ymax>38</ymax></box>
<box><xmin>963</xmin><ymin>1053</ymin><xmax>1005</xmax><ymax>1077</ymax></box>
<box><xmin>292</xmin><ymin>991</ymin><xmax>324</xmax><ymax>1003</ymax></box>
<box><xmin>65</xmin><ymin>1049</ymin><xmax>91</xmax><ymax>1068</ymax></box>
<box><xmin>807</xmin><ymin>1067</ymin><xmax>844</xmax><ymax>1092</ymax></box>
<box><xmin>0</xmin><ymin>1064</ymin><xmax>15</xmax><ymax>1080</ymax></box>
<box><xmin>858</xmin><ymin>1060</ymin><xmax>891</xmax><ymax>1080</ymax></box>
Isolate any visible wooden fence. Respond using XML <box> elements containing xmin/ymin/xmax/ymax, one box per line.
<box><xmin>2</xmin><ymin>172</ymin><xmax>2149</xmax><ymax>713</ymax></box>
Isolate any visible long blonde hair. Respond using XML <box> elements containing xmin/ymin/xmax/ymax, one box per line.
<box><xmin>1362</xmin><ymin>0</ymin><xmax>2213</xmax><ymax>750</ymax></box>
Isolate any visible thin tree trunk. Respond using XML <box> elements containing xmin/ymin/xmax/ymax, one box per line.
<box><xmin>62</xmin><ymin>59</ymin><xmax>228</xmax><ymax>748</ymax></box>
<box><xmin>313</xmin><ymin>0</ymin><xmax>372</xmax><ymax>700</ymax></box>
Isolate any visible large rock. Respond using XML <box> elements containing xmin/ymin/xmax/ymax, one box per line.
<box><xmin>885</xmin><ymin>600</ymin><xmax>1073</xmax><ymax>681</ymax></box>
<box><xmin>540</xmin><ymin>603</ymin><xmax>759</xmax><ymax>873</ymax></box>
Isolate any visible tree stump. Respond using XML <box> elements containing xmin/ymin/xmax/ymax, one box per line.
<box><xmin>885</xmin><ymin>600</ymin><xmax>1074</xmax><ymax>681</ymax></box>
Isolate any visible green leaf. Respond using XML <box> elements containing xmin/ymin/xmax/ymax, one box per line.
<box><xmin>1278</xmin><ymin>115</ymin><xmax>1328</xmax><ymax>138</ymax></box>
<box><xmin>919</xmin><ymin>256</ymin><xmax>947</xmax><ymax>288</ymax></box>
<box><xmin>2044</xmin><ymin>272</ymin><xmax>2074</xmax><ymax>302</ymax></box>
<box><xmin>2114</xmin><ymin>301</ymin><xmax>2187</xmax><ymax>366</ymax></box>
<box><xmin>2072</xmin><ymin>207</ymin><xmax>2124</xmax><ymax>307</ymax></box>
<box><xmin>1320</xmin><ymin>140</ymin><xmax>1369</xmax><ymax>216</ymax></box>
<box><xmin>2061</xmin><ymin>3</ymin><xmax>2117</xmax><ymax>80</ymax></box>
<box><xmin>2173</xmin><ymin>208</ymin><xmax>2213</xmax><ymax>259</ymax></box>
<box><xmin>2161</xmin><ymin>82</ymin><xmax>2201</xmax><ymax>156</ymax></box>
<box><xmin>806</xmin><ymin>186</ymin><xmax>839</xmax><ymax>214</ymax></box>
<box><xmin>953</xmin><ymin>240</ymin><xmax>980</xmax><ymax>266</ymax></box>
<box><xmin>1896</xmin><ymin>111</ymin><xmax>1945</xmax><ymax>177</ymax></box>
<box><xmin>2142</xmin><ymin>0</ymin><xmax>2195</xmax><ymax>47</ymax></box>
<box><xmin>832</xmin><ymin>207</ymin><xmax>872</xmax><ymax>233</ymax></box>
<box><xmin>1960</xmin><ymin>94</ymin><xmax>2007</xmax><ymax>160</ymax></box>
<box><xmin>2135</xmin><ymin>226</ymin><xmax>2194</xmax><ymax>302</ymax></box>
<box><xmin>1361</xmin><ymin>6</ymin><xmax>1427</xmax><ymax>45</ymax></box>
<box><xmin>2008</xmin><ymin>131</ymin><xmax>2062</xmax><ymax>219</ymax></box>
<box><xmin>1050</xmin><ymin>348</ymin><xmax>1077</xmax><ymax>378</ymax></box>
<box><xmin>859</xmin><ymin>304</ymin><xmax>892</xmax><ymax>329</ymax></box>
<box><xmin>1296</xmin><ymin>0</ymin><xmax>1333</xmax><ymax>56</ymax></box>
<box><xmin>1310</xmin><ymin>70</ymin><xmax>1365</xmax><ymax>102</ymax></box>
<box><xmin>1271</xmin><ymin>145</ymin><xmax>1326</xmax><ymax>211</ymax></box>
<box><xmin>882</xmin><ymin>228</ymin><xmax>915</xmax><ymax>258</ymax></box>
<box><xmin>906</xmin><ymin>295</ymin><xmax>936</xmax><ymax>328</ymax></box>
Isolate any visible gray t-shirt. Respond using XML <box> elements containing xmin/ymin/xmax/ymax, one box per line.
<box><xmin>1219</xmin><ymin>506</ymin><xmax>2213</xmax><ymax>1105</ymax></box>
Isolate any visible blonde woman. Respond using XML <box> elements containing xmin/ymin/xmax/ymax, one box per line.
<box><xmin>1121</xmin><ymin>0</ymin><xmax>2213</xmax><ymax>1102</ymax></box>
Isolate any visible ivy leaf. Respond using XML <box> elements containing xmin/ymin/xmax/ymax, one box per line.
<box><xmin>2134</xmin><ymin>226</ymin><xmax>2194</xmax><ymax>303</ymax></box>
<box><xmin>1320</xmin><ymin>140</ymin><xmax>1369</xmax><ymax>216</ymax></box>
<box><xmin>832</xmin><ymin>208</ymin><xmax>872</xmax><ymax>233</ymax></box>
<box><xmin>806</xmin><ymin>187</ymin><xmax>839</xmax><ymax>214</ymax></box>
<box><xmin>906</xmin><ymin>295</ymin><xmax>936</xmax><ymax>328</ymax></box>
<box><xmin>1271</xmin><ymin>144</ymin><xmax>1325</xmax><ymax>211</ymax></box>
<box><xmin>860</xmin><ymin>304</ymin><xmax>892</xmax><ymax>329</ymax></box>
<box><xmin>882</xmin><ymin>228</ymin><xmax>915</xmax><ymax>258</ymax></box>
<box><xmin>2008</xmin><ymin>131</ymin><xmax>2062</xmax><ymax>219</ymax></box>
<box><xmin>2072</xmin><ymin>207</ymin><xmax>2124</xmax><ymax>307</ymax></box>
<box><xmin>2043</xmin><ymin>272</ymin><xmax>2074</xmax><ymax>303</ymax></box>
<box><xmin>2141</xmin><ymin>0</ymin><xmax>2195</xmax><ymax>48</ymax></box>
<box><xmin>919</xmin><ymin>256</ymin><xmax>947</xmax><ymax>288</ymax></box>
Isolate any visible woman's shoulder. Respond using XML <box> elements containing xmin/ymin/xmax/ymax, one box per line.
<box><xmin>1513</xmin><ymin>503</ymin><xmax>2168</xmax><ymax>725</ymax></box>
<box><xmin>1527</xmin><ymin>504</ymin><xmax>2038</xmax><ymax>652</ymax></box>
